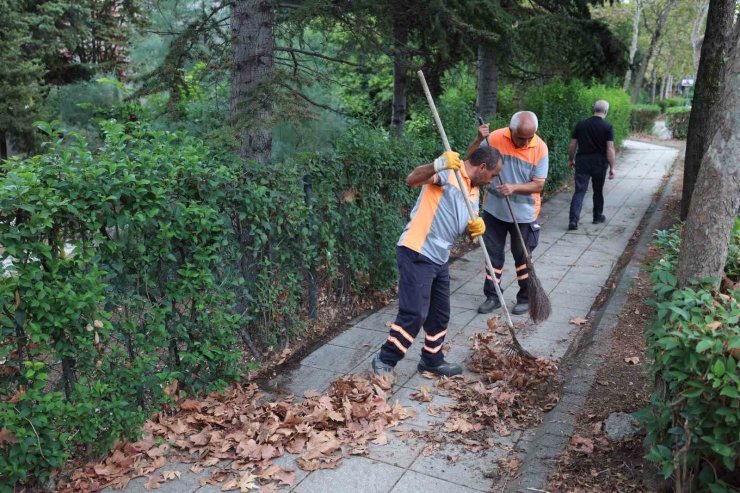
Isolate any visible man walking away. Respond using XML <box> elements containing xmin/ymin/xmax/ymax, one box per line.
<box><xmin>568</xmin><ymin>100</ymin><xmax>616</xmax><ymax>230</ymax></box>
<box><xmin>372</xmin><ymin>147</ymin><xmax>504</xmax><ymax>379</ymax></box>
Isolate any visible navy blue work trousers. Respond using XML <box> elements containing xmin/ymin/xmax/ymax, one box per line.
<box><xmin>379</xmin><ymin>246</ymin><xmax>450</xmax><ymax>366</ymax></box>
<box><xmin>481</xmin><ymin>212</ymin><xmax>540</xmax><ymax>304</ymax></box>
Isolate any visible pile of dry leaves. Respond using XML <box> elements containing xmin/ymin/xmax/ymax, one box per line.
<box><xmin>407</xmin><ymin>316</ymin><xmax>559</xmax><ymax>467</ymax></box>
<box><xmin>57</xmin><ymin>373</ymin><xmax>412</xmax><ymax>492</ymax></box>
<box><xmin>442</xmin><ymin>318</ymin><xmax>558</xmax><ymax>434</ymax></box>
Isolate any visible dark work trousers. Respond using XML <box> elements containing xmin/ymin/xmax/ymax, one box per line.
<box><xmin>569</xmin><ymin>154</ymin><xmax>608</xmax><ymax>224</ymax></box>
<box><xmin>481</xmin><ymin>211</ymin><xmax>540</xmax><ymax>304</ymax></box>
<box><xmin>379</xmin><ymin>246</ymin><xmax>450</xmax><ymax>366</ymax></box>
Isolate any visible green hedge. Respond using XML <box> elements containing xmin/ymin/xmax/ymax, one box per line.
<box><xmin>658</xmin><ymin>97</ymin><xmax>689</xmax><ymax>113</ymax></box>
<box><xmin>666</xmin><ymin>107</ymin><xmax>691</xmax><ymax>139</ymax></box>
<box><xmin>523</xmin><ymin>80</ymin><xmax>630</xmax><ymax>193</ymax></box>
<box><xmin>631</xmin><ymin>104</ymin><xmax>661</xmax><ymax>133</ymax></box>
<box><xmin>0</xmin><ymin>109</ymin><xmax>465</xmax><ymax>485</ymax></box>
<box><xmin>637</xmin><ymin>226</ymin><xmax>740</xmax><ymax>492</ymax></box>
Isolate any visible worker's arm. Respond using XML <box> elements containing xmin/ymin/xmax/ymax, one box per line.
<box><xmin>405</xmin><ymin>163</ymin><xmax>438</xmax><ymax>187</ymax></box>
<box><xmin>497</xmin><ymin>179</ymin><xmax>545</xmax><ymax>197</ymax></box>
<box><xmin>606</xmin><ymin>141</ymin><xmax>616</xmax><ymax>179</ymax></box>
<box><xmin>465</xmin><ymin>124</ymin><xmax>490</xmax><ymax>159</ymax></box>
<box><xmin>568</xmin><ymin>138</ymin><xmax>578</xmax><ymax>168</ymax></box>
<box><xmin>406</xmin><ymin>151</ymin><xmax>462</xmax><ymax>187</ymax></box>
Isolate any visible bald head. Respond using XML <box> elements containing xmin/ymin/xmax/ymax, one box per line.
<box><xmin>509</xmin><ymin>111</ymin><xmax>538</xmax><ymax>148</ymax></box>
<box><xmin>593</xmin><ymin>100</ymin><xmax>609</xmax><ymax>115</ymax></box>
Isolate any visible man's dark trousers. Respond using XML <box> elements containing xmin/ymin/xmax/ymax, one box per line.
<box><xmin>481</xmin><ymin>212</ymin><xmax>539</xmax><ymax>304</ymax></box>
<box><xmin>379</xmin><ymin>246</ymin><xmax>450</xmax><ymax>366</ymax></box>
<box><xmin>569</xmin><ymin>154</ymin><xmax>608</xmax><ymax>224</ymax></box>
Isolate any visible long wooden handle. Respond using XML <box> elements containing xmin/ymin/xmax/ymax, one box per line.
<box><xmin>417</xmin><ymin>70</ymin><xmax>515</xmax><ymax>330</ymax></box>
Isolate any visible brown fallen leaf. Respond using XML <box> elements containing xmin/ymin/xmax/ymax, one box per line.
<box><xmin>624</xmin><ymin>356</ymin><xmax>640</xmax><ymax>365</ymax></box>
<box><xmin>0</xmin><ymin>428</ymin><xmax>19</xmax><ymax>446</ymax></box>
<box><xmin>162</xmin><ymin>470</ymin><xmax>181</xmax><ymax>480</ymax></box>
<box><xmin>144</xmin><ymin>474</ymin><xmax>165</xmax><ymax>490</ymax></box>
<box><xmin>571</xmin><ymin>435</ymin><xmax>594</xmax><ymax>454</ymax></box>
<box><xmin>409</xmin><ymin>385</ymin><xmax>433</xmax><ymax>402</ymax></box>
<box><xmin>569</xmin><ymin>317</ymin><xmax>588</xmax><ymax>326</ymax></box>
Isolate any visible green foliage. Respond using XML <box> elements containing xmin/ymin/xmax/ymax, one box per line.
<box><xmin>630</xmin><ymin>104</ymin><xmax>661</xmax><ymax>133</ymax></box>
<box><xmin>46</xmin><ymin>78</ymin><xmax>123</xmax><ymax>130</ymax></box>
<box><xmin>0</xmin><ymin>120</ymin><xmax>243</xmax><ymax>485</ymax></box>
<box><xmin>0</xmin><ymin>0</ymin><xmax>48</xmax><ymax>150</ymax></box>
<box><xmin>658</xmin><ymin>97</ymin><xmax>690</xmax><ymax>113</ymax></box>
<box><xmin>727</xmin><ymin>218</ymin><xmax>740</xmax><ymax>280</ymax></box>
<box><xmin>636</xmin><ymin>226</ymin><xmax>740</xmax><ymax>491</ymax></box>
<box><xmin>665</xmin><ymin>107</ymin><xmax>691</xmax><ymax>139</ymax></box>
<box><xmin>523</xmin><ymin>79</ymin><xmax>630</xmax><ymax>193</ymax></box>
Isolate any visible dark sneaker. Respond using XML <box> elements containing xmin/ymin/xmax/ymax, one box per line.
<box><xmin>371</xmin><ymin>354</ymin><xmax>394</xmax><ymax>377</ymax></box>
<box><xmin>568</xmin><ymin>222</ymin><xmax>578</xmax><ymax>230</ymax></box>
<box><xmin>478</xmin><ymin>296</ymin><xmax>502</xmax><ymax>314</ymax></box>
<box><xmin>512</xmin><ymin>302</ymin><xmax>529</xmax><ymax>315</ymax></box>
<box><xmin>593</xmin><ymin>215</ymin><xmax>606</xmax><ymax>224</ymax></box>
<box><xmin>417</xmin><ymin>358</ymin><xmax>462</xmax><ymax>377</ymax></box>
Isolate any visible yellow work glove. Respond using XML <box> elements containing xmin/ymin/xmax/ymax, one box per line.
<box><xmin>433</xmin><ymin>151</ymin><xmax>462</xmax><ymax>173</ymax></box>
<box><xmin>468</xmin><ymin>217</ymin><xmax>485</xmax><ymax>238</ymax></box>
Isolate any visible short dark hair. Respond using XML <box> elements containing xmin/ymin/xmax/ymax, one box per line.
<box><xmin>470</xmin><ymin>146</ymin><xmax>502</xmax><ymax>170</ymax></box>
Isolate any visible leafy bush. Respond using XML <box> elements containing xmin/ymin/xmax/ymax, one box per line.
<box><xmin>0</xmin><ymin>121</ymin><xmax>245</xmax><ymax>484</ymax></box>
<box><xmin>658</xmin><ymin>97</ymin><xmax>689</xmax><ymax>113</ymax></box>
<box><xmin>523</xmin><ymin>79</ymin><xmax>630</xmax><ymax>193</ymax></box>
<box><xmin>637</xmin><ymin>226</ymin><xmax>740</xmax><ymax>492</ymax></box>
<box><xmin>665</xmin><ymin>107</ymin><xmax>691</xmax><ymax>139</ymax></box>
<box><xmin>631</xmin><ymin>104</ymin><xmax>661</xmax><ymax>133</ymax></box>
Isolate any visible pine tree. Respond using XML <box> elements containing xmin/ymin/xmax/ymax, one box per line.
<box><xmin>0</xmin><ymin>0</ymin><xmax>47</xmax><ymax>158</ymax></box>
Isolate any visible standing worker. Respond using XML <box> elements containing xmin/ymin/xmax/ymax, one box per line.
<box><xmin>372</xmin><ymin>146</ymin><xmax>504</xmax><ymax>378</ymax></box>
<box><xmin>466</xmin><ymin>111</ymin><xmax>549</xmax><ymax>316</ymax></box>
<box><xmin>568</xmin><ymin>100</ymin><xmax>616</xmax><ymax>230</ymax></box>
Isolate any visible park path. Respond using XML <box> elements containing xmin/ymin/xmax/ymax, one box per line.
<box><xmin>109</xmin><ymin>139</ymin><xmax>678</xmax><ymax>493</ymax></box>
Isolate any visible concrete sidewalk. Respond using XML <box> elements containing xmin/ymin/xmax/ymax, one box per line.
<box><xmin>109</xmin><ymin>140</ymin><xmax>678</xmax><ymax>493</ymax></box>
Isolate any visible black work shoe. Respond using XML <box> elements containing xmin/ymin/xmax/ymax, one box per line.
<box><xmin>371</xmin><ymin>354</ymin><xmax>394</xmax><ymax>377</ymax></box>
<box><xmin>593</xmin><ymin>215</ymin><xmax>606</xmax><ymax>224</ymax></box>
<box><xmin>568</xmin><ymin>222</ymin><xmax>578</xmax><ymax>231</ymax></box>
<box><xmin>417</xmin><ymin>358</ymin><xmax>462</xmax><ymax>377</ymax></box>
<box><xmin>478</xmin><ymin>296</ymin><xmax>502</xmax><ymax>314</ymax></box>
<box><xmin>512</xmin><ymin>302</ymin><xmax>529</xmax><ymax>315</ymax></box>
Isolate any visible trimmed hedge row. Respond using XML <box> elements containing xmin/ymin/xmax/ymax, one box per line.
<box><xmin>666</xmin><ymin>107</ymin><xmax>691</xmax><ymax>139</ymax></box>
<box><xmin>638</xmin><ymin>226</ymin><xmax>739</xmax><ymax>492</ymax></box>
<box><xmin>631</xmin><ymin>104</ymin><xmax>661</xmax><ymax>133</ymax></box>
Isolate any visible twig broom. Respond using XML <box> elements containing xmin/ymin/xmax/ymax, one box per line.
<box><xmin>418</xmin><ymin>70</ymin><xmax>534</xmax><ymax>360</ymax></box>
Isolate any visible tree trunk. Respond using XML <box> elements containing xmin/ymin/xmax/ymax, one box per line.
<box><xmin>0</xmin><ymin>132</ymin><xmax>7</xmax><ymax>160</ymax></box>
<box><xmin>681</xmin><ymin>0</ymin><xmax>735</xmax><ymax>219</ymax></box>
<box><xmin>659</xmin><ymin>77</ymin><xmax>666</xmax><ymax>101</ymax></box>
<box><xmin>623</xmin><ymin>0</ymin><xmax>643</xmax><ymax>92</ymax></box>
<box><xmin>691</xmin><ymin>0</ymin><xmax>710</xmax><ymax>75</ymax></box>
<box><xmin>476</xmin><ymin>43</ymin><xmax>498</xmax><ymax>121</ymax></box>
<box><xmin>230</xmin><ymin>0</ymin><xmax>274</xmax><ymax>164</ymax></box>
<box><xmin>650</xmin><ymin>70</ymin><xmax>657</xmax><ymax>104</ymax></box>
<box><xmin>662</xmin><ymin>74</ymin><xmax>671</xmax><ymax>100</ymax></box>
<box><xmin>631</xmin><ymin>0</ymin><xmax>679</xmax><ymax>104</ymax></box>
<box><xmin>677</xmin><ymin>21</ymin><xmax>740</xmax><ymax>289</ymax></box>
<box><xmin>390</xmin><ymin>5</ymin><xmax>409</xmax><ymax>138</ymax></box>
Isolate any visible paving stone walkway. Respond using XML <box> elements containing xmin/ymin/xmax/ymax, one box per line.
<box><xmin>111</xmin><ymin>139</ymin><xmax>678</xmax><ymax>493</ymax></box>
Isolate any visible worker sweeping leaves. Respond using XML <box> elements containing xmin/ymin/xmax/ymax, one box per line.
<box><xmin>372</xmin><ymin>146</ymin><xmax>504</xmax><ymax>378</ymax></box>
